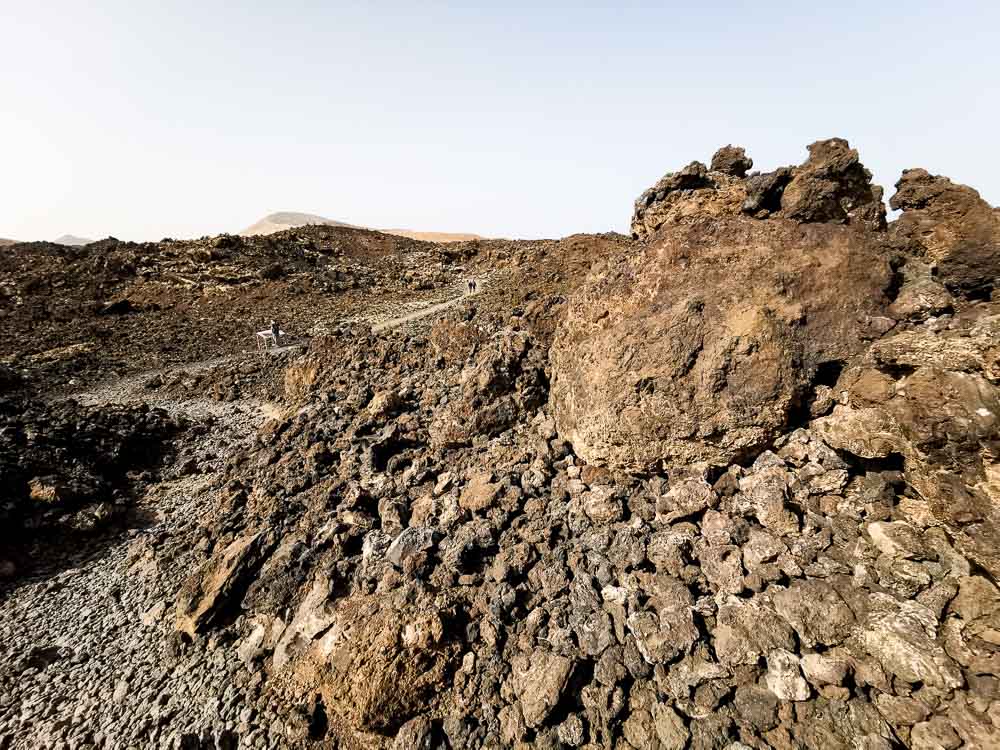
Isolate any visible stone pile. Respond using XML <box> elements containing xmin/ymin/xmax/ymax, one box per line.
<box><xmin>162</xmin><ymin>141</ymin><xmax>1000</xmax><ymax>748</ymax></box>
<box><xmin>2</xmin><ymin>139</ymin><xmax>1000</xmax><ymax>749</ymax></box>
<box><xmin>0</xmin><ymin>397</ymin><xmax>182</xmax><ymax>581</ymax></box>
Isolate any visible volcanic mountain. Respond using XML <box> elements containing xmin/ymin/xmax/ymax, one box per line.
<box><xmin>53</xmin><ymin>234</ymin><xmax>94</xmax><ymax>246</ymax></box>
<box><xmin>241</xmin><ymin>211</ymin><xmax>481</xmax><ymax>243</ymax></box>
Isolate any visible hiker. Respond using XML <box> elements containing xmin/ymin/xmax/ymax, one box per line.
<box><xmin>270</xmin><ymin>319</ymin><xmax>281</xmax><ymax>347</ymax></box>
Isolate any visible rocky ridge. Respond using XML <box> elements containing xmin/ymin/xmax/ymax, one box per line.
<box><xmin>1</xmin><ymin>140</ymin><xmax>999</xmax><ymax>749</ymax></box>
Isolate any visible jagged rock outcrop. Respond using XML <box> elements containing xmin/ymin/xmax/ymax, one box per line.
<box><xmin>778</xmin><ymin>138</ymin><xmax>886</xmax><ymax>229</ymax></box>
<box><xmin>550</xmin><ymin>214</ymin><xmax>895</xmax><ymax>472</ymax></box>
<box><xmin>631</xmin><ymin>138</ymin><xmax>885</xmax><ymax>240</ymax></box>
<box><xmin>710</xmin><ymin>145</ymin><xmax>753</xmax><ymax>177</ymax></box>
<box><xmin>890</xmin><ymin>168</ymin><xmax>1000</xmax><ymax>298</ymax></box>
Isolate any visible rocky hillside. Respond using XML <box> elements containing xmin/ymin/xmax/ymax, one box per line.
<box><xmin>241</xmin><ymin>212</ymin><xmax>360</xmax><ymax>236</ymax></box>
<box><xmin>1</xmin><ymin>140</ymin><xmax>999</xmax><ymax>750</ymax></box>
<box><xmin>242</xmin><ymin>211</ymin><xmax>482</xmax><ymax>243</ymax></box>
<box><xmin>53</xmin><ymin>234</ymin><xmax>94</xmax><ymax>246</ymax></box>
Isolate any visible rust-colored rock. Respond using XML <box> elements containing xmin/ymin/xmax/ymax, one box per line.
<box><xmin>631</xmin><ymin>138</ymin><xmax>885</xmax><ymax>240</ymax></box>
<box><xmin>710</xmin><ymin>145</ymin><xmax>753</xmax><ymax>178</ymax></box>
<box><xmin>175</xmin><ymin>532</ymin><xmax>272</xmax><ymax>637</ymax></box>
<box><xmin>778</xmin><ymin>138</ymin><xmax>886</xmax><ymax>230</ymax></box>
<box><xmin>551</xmin><ymin>216</ymin><xmax>894</xmax><ymax>472</ymax></box>
<box><xmin>890</xmin><ymin>168</ymin><xmax>1000</xmax><ymax>298</ymax></box>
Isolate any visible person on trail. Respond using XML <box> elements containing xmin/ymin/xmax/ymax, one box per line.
<box><xmin>466</xmin><ymin>278</ymin><xmax>473</xmax><ymax>294</ymax></box>
<box><xmin>270</xmin><ymin>319</ymin><xmax>281</xmax><ymax>347</ymax></box>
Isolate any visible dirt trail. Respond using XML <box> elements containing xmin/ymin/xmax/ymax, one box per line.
<box><xmin>0</xmin><ymin>275</ymin><xmax>498</xmax><ymax>748</ymax></box>
<box><xmin>1</xmin><ymin>357</ymin><xmax>289</xmax><ymax>748</ymax></box>
<box><xmin>370</xmin><ymin>275</ymin><xmax>487</xmax><ymax>332</ymax></box>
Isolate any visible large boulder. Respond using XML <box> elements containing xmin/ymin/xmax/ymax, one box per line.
<box><xmin>550</xmin><ymin>216</ymin><xmax>894</xmax><ymax>472</ymax></box>
<box><xmin>778</xmin><ymin>138</ymin><xmax>885</xmax><ymax>229</ymax></box>
<box><xmin>890</xmin><ymin>168</ymin><xmax>1000</xmax><ymax>298</ymax></box>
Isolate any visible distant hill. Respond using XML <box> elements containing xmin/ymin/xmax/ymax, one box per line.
<box><xmin>0</xmin><ymin>238</ymin><xmax>16</xmax><ymax>247</ymax></box>
<box><xmin>240</xmin><ymin>212</ymin><xmax>480</xmax><ymax>243</ymax></box>
<box><xmin>54</xmin><ymin>234</ymin><xmax>94</xmax><ymax>246</ymax></box>
<box><xmin>382</xmin><ymin>229</ymin><xmax>483</xmax><ymax>243</ymax></box>
<box><xmin>241</xmin><ymin>212</ymin><xmax>358</xmax><ymax>237</ymax></box>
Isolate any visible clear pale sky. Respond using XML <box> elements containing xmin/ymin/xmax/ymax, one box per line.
<box><xmin>2</xmin><ymin>1</ymin><xmax>997</xmax><ymax>243</ymax></box>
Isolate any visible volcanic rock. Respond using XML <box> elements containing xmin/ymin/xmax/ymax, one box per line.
<box><xmin>509</xmin><ymin>649</ymin><xmax>574</xmax><ymax>727</ymax></box>
<box><xmin>891</xmin><ymin>167</ymin><xmax>1000</xmax><ymax>297</ymax></box>
<box><xmin>778</xmin><ymin>138</ymin><xmax>886</xmax><ymax>230</ymax></box>
<box><xmin>174</xmin><ymin>532</ymin><xmax>272</xmax><ymax>637</ymax></box>
<box><xmin>551</xmin><ymin>215</ymin><xmax>894</xmax><ymax>472</ymax></box>
<box><xmin>8</xmin><ymin>139</ymin><xmax>1000</xmax><ymax>750</ymax></box>
<box><xmin>710</xmin><ymin>145</ymin><xmax>753</xmax><ymax>178</ymax></box>
<box><xmin>765</xmin><ymin>648</ymin><xmax>811</xmax><ymax>701</ymax></box>
<box><xmin>631</xmin><ymin>138</ymin><xmax>885</xmax><ymax>240</ymax></box>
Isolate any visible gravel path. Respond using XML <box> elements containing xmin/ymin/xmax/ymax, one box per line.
<box><xmin>0</xmin><ymin>276</ymin><xmax>491</xmax><ymax>749</ymax></box>
<box><xmin>0</xmin><ymin>358</ymin><xmax>293</xmax><ymax>749</ymax></box>
<box><xmin>369</xmin><ymin>275</ymin><xmax>486</xmax><ymax>333</ymax></box>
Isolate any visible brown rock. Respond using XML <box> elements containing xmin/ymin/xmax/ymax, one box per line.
<box><xmin>320</xmin><ymin>595</ymin><xmax>456</xmax><ymax>732</ymax></box>
<box><xmin>697</xmin><ymin>544</ymin><xmax>744</xmax><ymax>595</ymax></box>
<box><xmin>950</xmin><ymin>576</ymin><xmax>1000</xmax><ymax>624</ymax></box>
<box><xmin>890</xmin><ymin>167</ymin><xmax>1000</xmax><ymax>298</ymax></box>
<box><xmin>736</xmin><ymin>458</ymin><xmax>799</xmax><ymax>535</ymax></box>
<box><xmin>28</xmin><ymin>476</ymin><xmax>68</xmax><ymax>505</ymax></box>
<box><xmin>910</xmin><ymin>716</ymin><xmax>961</xmax><ymax>750</ymax></box>
<box><xmin>847</xmin><ymin>368</ymin><xmax>895</xmax><ymax>406</ymax></box>
<box><xmin>765</xmin><ymin>648</ymin><xmax>811</xmax><ymax>701</ymax></box>
<box><xmin>733</xmin><ymin>684</ymin><xmax>779</xmax><ymax>731</ymax></box>
<box><xmin>815</xmin><ymin>334</ymin><xmax>1000</xmax><ymax>579</ymax></box>
<box><xmin>632</xmin><ymin>138</ymin><xmax>884</xmax><ymax>239</ymax></box>
<box><xmin>800</xmin><ymin>651</ymin><xmax>849</xmax><ymax>686</ymax></box>
<box><xmin>582</xmin><ymin>485</ymin><xmax>623</xmax><ymax>524</ymax></box>
<box><xmin>459</xmin><ymin>472</ymin><xmax>501</xmax><ymax>512</ymax></box>
<box><xmin>852</xmin><ymin>600</ymin><xmax>963</xmax><ymax>689</ymax></box>
<box><xmin>651</xmin><ymin>703</ymin><xmax>689</xmax><ymax>749</ymax></box>
<box><xmin>710</xmin><ymin>145</ymin><xmax>753</xmax><ymax>178</ymax></box>
<box><xmin>713</xmin><ymin>594</ymin><xmax>796</xmax><ymax>665</ymax></box>
<box><xmin>627</xmin><ymin>574</ymin><xmax>698</xmax><ymax>663</ymax></box>
<box><xmin>778</xmin><ymin>138</ymin><xmax>886</xmax><ymax>230</ymax></box>
<box><xmin>773</xmin><ymin>579</ymin><xmax>857</xmax><ymax>647</ymax></box>
<box><xmin>742</xmin><ymin>167</ymin><xmax>793</xmax><ymax>218</ymax></box>
<box><xmin>655</xmin><ymin>479</ymin><xmax>717</xmax><ymax>524</ymax></box>
<box><xmin>175</xmin><ymin>532</ymin><xmax>271</xmax><ymax>637</ymax></box>
<box><xmin>551</xmin><ymin>217</ymin><xmax>894</xmax><ymax>472</ymax></box>
<box><xmin>873</xmin><ymin>693</ymin><xmax>931</xmax><ymax>728</ymax></box>
<box><xmin>429</xmin><ymin>330</ymin><xmax>545</xmax><ymax>447</ymax></box>
<box><xmin>630</xmin><ymin>161</ymin><xmax>731</xmax><ymax>239</ymax></box>
<box><xmin>887</xmin><ymin>276</ymin><xmax>954</xmax><ymax>321</ymax></box>
<box><xmin>511</xmin><ymin>649</ymin><xmax>574</xmax><ymax>727</ymax></box>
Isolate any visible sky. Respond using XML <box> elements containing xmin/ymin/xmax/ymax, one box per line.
<box><xmin>2</xmin><ymin>1</ymin><xmax>998</xmax><ymax>243</ymax></box>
